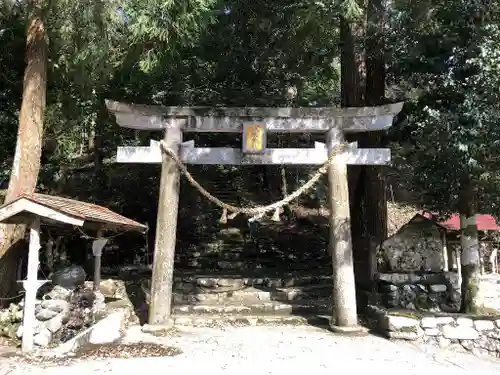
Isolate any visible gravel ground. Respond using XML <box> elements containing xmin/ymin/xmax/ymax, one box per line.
<box><xmin>1</xmin><ymin>325</ymin><xmax>500</xmax><ymax>375</ymax></box>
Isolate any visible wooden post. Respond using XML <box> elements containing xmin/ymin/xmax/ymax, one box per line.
<box><xmin>93</xmin><ymin>256</ymin><xmax>101</xmax><ymax>291</ymax></box>
<box><xmin>490</xmin><ymin>248</ymin><xmax>498</xmax><ymax>274</ymax></box>
<box><xmin>456</xmin><ymin>247</ymin><xmax>462</xmax><ymax>286</ymax></box>
<box><xmin>148</xmin><ymin>124</ymin><xmax>182</xmax><ymax>326</ymax></box>
<box><xmin>21</xmin><ymin>217</ymin><xmax>43</xmax><ymax>353</ymax></box>
<box><xmin>326</xmin><ymin>128</ymin><xmax>364</xmax><ymax>333</ymax></box>
<box><xmin>92</xmin><ymin>230</ymin><xmax>106</xmax><ymax>291</ymax></box>
<box><xmin>441</xmin><ymin>231</ymin><xmax>449</xmax><ymax>272</ymax></box>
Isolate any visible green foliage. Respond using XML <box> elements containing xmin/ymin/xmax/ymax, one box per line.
<box><xmin>123</xmin><ymin>0</ymin><xmax>219</xmax><ymax>72</ymax></box>
<box><xmin>0</xmin><ymin>3</ymin><xmax>25</xmax><ymax>185</ymax></box>
<box><xmin>3</xmin><ymin>0</ymin><xmax>500</xmax><ymax>220</ymax></box>
<box><xmin>387</xmin><ymin>0</ymin><xmax>500</xmax><ymax>215</ymax></box>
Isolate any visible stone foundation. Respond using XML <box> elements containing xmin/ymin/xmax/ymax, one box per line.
<box><xmin>376</xmin><ymin>272</ymin><xmax>500</xmax><ymax>313</ymax></box>
<box><xmin>375</xmin><ymin>272</ymin><xmax>460</xmax><ymax>312</ymax></box>
<box><xmin>369</xmin><ymin>305</ymin><xmax>500</xmax><ymax>358</ymax></box>
<box><xmin>477</xmin><ymin>274</ymin><xmax>500</xmax><ymax>311</ymax></box>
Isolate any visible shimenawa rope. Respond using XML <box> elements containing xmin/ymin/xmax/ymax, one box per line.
<box><xmin>159</xmin><ymin>140</ymin><xmax>347</xmax><ymax>223</ymax></box>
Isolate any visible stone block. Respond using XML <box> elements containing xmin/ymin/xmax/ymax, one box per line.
<box><xmin>486</xmin><ymin>330</ymin><xmax>500</xmax><ymax>339</ymax></box>
<box><xmin>380</xmin><ymin>315</ymin><xmax>419</xmax><ymax>332</ymax></box>
<box><xmin>378</xmin><ymin>283</ymin><xmax>398</xmax><ymax>293</ymax></box>
<box><xmin>442</xmin><ymin>324</ymin><xmax>479</xmax><ymax>340</ymax></box>
<box><xmin>456</xmin><ymin>317</ymin><xmax>473</xmax><ymax>327</ymax></box>
<box><xmin>429</xmin><ymin>284</ymin><xmax>447</xmax><ymax>293</ymax></box>
<box><xmin>423</xmin><ymin>328</ymin><xmax>440</xmax><ymax>336</ymax></box>
<box><xmin>473</xmin><ymin>320</ymin><xmax>495</xmax><ymax>331</ymax></box>
<box><xmin>435</xmin><ymin>317</ymin><xmax>454</xmax><ymax>325</ymax></box>
<box><xmin>387</xmin><ymin>329</ymin><xmax>422</xmax><ymax>340</ymax></box>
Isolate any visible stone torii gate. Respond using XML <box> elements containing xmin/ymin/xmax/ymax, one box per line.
<box><xmin>106</xmin><ymin>100</ymin><xmax>403</xmax><ymax>333</ymax></box>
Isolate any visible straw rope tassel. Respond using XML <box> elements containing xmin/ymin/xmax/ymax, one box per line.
<box><xmin>271</xmin><ymin>207</ymin><xmax>281</xmax><ymax>222</ymax></box>
<box><xmin>158</xmin><ymin>140</ymin><xmax>346</xmax><ymax>222</ymax></box>
<box><xmin>219</xmin><ymin>208</ymin><xmax>228</xmax><ymax>224</ymax></box>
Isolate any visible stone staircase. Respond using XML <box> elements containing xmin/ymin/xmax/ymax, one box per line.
<box><xmin>136</xmin><ymin>273</ymin><xmax>334</xmax><ymax>327</ymax></box>
<box><xmin>123</xmin><ymin>177</ymin><xmax>335</xmax><ymax>326</ymax></box>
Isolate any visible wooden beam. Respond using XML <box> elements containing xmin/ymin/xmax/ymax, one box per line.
<box><xmin>182</xmin><ymin>114</ymin><xmax>395</xmax><ymax>133</ymax></box>
<box><xmin>0</xmin><ymin>199</ymin><xmax>84</xmax><ymax>227</ymax></box>
<box><xmin>106</xmin><ymin>99</ymin><xmax>404</xmax><ymax>131</ymax></box>
<box><xmin>112</xmin><ymin>114</ymin><xmax>395</xmax><ymax>133</ymax></box>
<box><xmin>117</xmin><ymin>142</ymin><xmax>391</xmax><ymax>166</ymax></box>
<box><xmin>183</xmin><ymin>117</ymin><xmax>338</xmax><ymax>133</ymax></box>
<box><xmin>342</xmin><ymin>115</ymin><xmax>395</xmax><ymax>133</ymax></box>
<box><xmin>116</xmin><ymin>146</ymin><xmax>161</xmax><ymax>163</ymax></box>
<box><xmin>114</xmin><ymin>112</ymin><xmax>187</xmax><ymax>131</ymax></box>
<box><xmin>106</xmin><ymin>99</ymin><xmax>404</xmax><ymax>119</ymax></box>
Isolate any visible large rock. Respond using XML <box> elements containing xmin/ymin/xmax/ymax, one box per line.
<box><xmin>378</xmin><ymin>215</ymin><xmax>444</xmax><ymax>272</ymax></box>
<box><xmin>53</xmin><ymin>309</ymin><xmax>130</xmax><ymax>355</ymax></box>
<box><xmin>35</xmin><ymin>308</ymin><xmax>58</xmax><ymax>321</ymax></box>
<box><xmin>41</xmin><ymin>299</ymin><xmax>69</xmax><ymax>313</ymax></box>
<box><xmin>45</xmin><ymin>285</ymin><xmax>72</xmax><ymax>301</ymax></box>
<box><xmin>33</xmin><ymin>328</ymin><xmax>52</xmax><ymax>347</ymax></box>
<box><xmin>46</xmin><ymin>314</ymin><xmax>64</xmax><ymax>333</ymax></box>
<box><xmin>88</xmin><ymin>310</ymin><xmax>128</xmax><ymax>344</ymax></box>
<box><xmin>70</xmin><ymin>288</ymin><xmax>96</xmax><ymax>308</ymax></box>
<box><xmin>85</xmin><ymin>279</ymin><xmax>127</xmax><ymax>299</ymax></box>
<box><xmin>52</xmin><ymin>265</ymin><xmax>87</xmax><ymax>289</ymax></box>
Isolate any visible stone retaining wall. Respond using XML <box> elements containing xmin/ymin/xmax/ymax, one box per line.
<box><xmin>376</xmin><ymin>272</ymin><xmax>500</xmax><ymax>314</ymax></box>
<box><xmin>369</xmin><ymin>305</ymin><xmax>500</xmax><ymax>357</ymax></box>
<box><xmin>376</xmin><ymin>272</ymin><xmax>460</xmax><ymax>312</ymax></box>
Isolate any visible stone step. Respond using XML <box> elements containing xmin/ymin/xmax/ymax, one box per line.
<box><xmin>173</xmin><ymin>274</ymin><xmax>333</xmax><ymax>290</ymax></box>
<box><xmin>175</xmin><ymin>259</ymin><xmax>331</xmax><ymax>271</ymax></box>
<box><xmin>175</xmin><ymin>251</ymin><xmax>329</xmax><ymax>261</ymax></box>
<box><xmin>172</xmin><ymin>314</ymin><xmax>331</xmax><ymax>327</ymax></box>
<box><xmin>173</xmin><ymin>299</ymin><xmax>331</xmax><ymax>316</ymax></box>
<box><xmin>172</xmin><ymin>285</ymin><xmax>332</xmax><ymax>303</ymax></box>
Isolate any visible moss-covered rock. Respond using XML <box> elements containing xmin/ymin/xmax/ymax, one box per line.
<box><xmin>0</xmin><ymin>304</ymin><xmax>23</xmax><ymax>340</ymax></box>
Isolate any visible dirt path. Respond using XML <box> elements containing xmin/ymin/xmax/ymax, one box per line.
<box><xmin>2</xmin><ymin>325</ymin><xmax>500</xmax><ymax>375</ymax></box>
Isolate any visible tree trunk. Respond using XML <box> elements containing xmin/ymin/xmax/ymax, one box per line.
<box><xmin>340</xmin><ymin>16</ymin><xmax>366</xmax><ymax>107</ymax></box>
<box><xmin>459</xmin><ymin>174</ymin><xmax>481</xmax><ymax>313</ymax></box>
<box><xmin>349</xmin><ymin>0</ymin><xmax>388</xmax><ymax>292</ymax></box>
<box><xmin>340</xmin><ymin>10</ymin><xmax>369</xmax><ymax>291</ymax></box>
<box><xmin>366</xmin><ymin>0</ymin><xmax>385</xmax><ymax>106</ymax></box>
<box><xmin>0</xmin><ymin>0</ymin><xmax>48</xmax><ymax>303</ymax></box>
<box><xmin>92</xmin><ymin>103</ymin><xmax>107</xmax><ymax>201</ymax></box>
<box><xmin>91</xmin><ymin>1</ymin><xmax>107</xmax><ymax>202</ymax></box>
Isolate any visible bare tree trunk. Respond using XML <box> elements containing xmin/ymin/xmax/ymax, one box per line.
<box><xmin>0</xmin><ymin>0</ymin><xmax>48</xmax><ymax>302</ymax></box>
<box><xmin>459</xmin><ymin>174</ymin><xmax>481</xmax><ymax>313</ymax></box>
<box><xmin>340</xmin><ymin>10</ymin><xmax>369</xmax><ymax>291</ymax></box>
<box><xmin>347</xmin><ymin>0</ymin><xmax>388</xmax><ymax>292</ymax></box>
<box><xmin>366</xmin><ymin>0</ymin><xmax>385</xmax><ymax>106</ymax></box>
<box><xmin>91</xmin><ymin>0</ymin><xmax>107</xmax><ymax>202</ymax></box>
<box><xmin>340</xmin><ymin>17</ymin><xmax>366</xmax><ymax>107</ymax></box>
<box><xmin>91</xmin><ymin>103</ymin><xmax>107</xmax><ymax>201</ymax></box>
